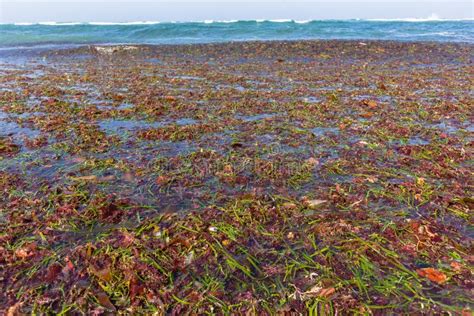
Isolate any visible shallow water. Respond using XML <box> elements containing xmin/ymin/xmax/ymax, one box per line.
<box><xmin>301</xmin><ymin>96</ymin><xmax>322</xmax><ymax>103</ymax></box>
<box><xmin>0</xmin><ymin>111</ymin><xmax>40</xmax><ymax>138</ymax></box>
<box><xmin>175</xmin><ymin>118</ymin><xmax>198</xmax><ymax>126</ymax></box>
<box><xmin>236</xmin><ymin>113</ymin><xmax>278</xmax><ymax>122</ymax></box>
<box><xmin>99</xmin><ymin>119</ymin><xmax>164</xmax><ymax>134</ymax></box>
<box><xmin>311</xmin><ymin>127</ymin><xmax>340</xmax><ymax>137</ymax></box>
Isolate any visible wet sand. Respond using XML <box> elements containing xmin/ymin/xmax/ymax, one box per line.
<box><xmin>1</xmin><ymin>40</ymin><xmax>473</xmax><ymax>313</ymax></box>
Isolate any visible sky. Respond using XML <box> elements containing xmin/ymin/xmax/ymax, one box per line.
<box><xmin>0</xmin><ymin>1</ymin><xmax>472</xmax><ymax>23</ymax></box>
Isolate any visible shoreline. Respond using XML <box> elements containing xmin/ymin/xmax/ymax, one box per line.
<box><xmin>3</xmin><ymin>37</ymin><xmax>474</xmax><ymax>48</ymax></box>
<box><xmin>1</xmin><ymin>39</ymin><xmax>474</xmax><ymax>62</ymax></box>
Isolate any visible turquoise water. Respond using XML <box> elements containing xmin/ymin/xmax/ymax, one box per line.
<box><xmin>0</xmin><ymin>20</ymin><xmax>473</xmax><ymax>48</ymax></box>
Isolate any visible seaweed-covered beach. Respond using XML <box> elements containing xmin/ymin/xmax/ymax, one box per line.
<box><xmin>1</xmin><ymin>40</ymin><xmax>473</xmax><ymax>314</ymax></box>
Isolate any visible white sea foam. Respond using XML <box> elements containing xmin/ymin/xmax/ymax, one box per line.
<box><xmin>219</xmin><ymin>20</ymin><xmax>239</xmax><ymax>23</ymax></box>
<box><xmin>121</xmin><ymin>21</ymin><xmax>161</xmax><ymax>25</ymax></box>
<box><xmin>88</xmin><ymin>21</ymin><xmax>161</xmax><ymax>25</ymax></box>
<box><xmin>89</xmin><ymin>22</ymin><xmax>122</xmax><ymax>25</ymax></box>
<box><xmin>267</xmin><ymin>19</ymin><xmax>293</xmax><ymax>23</ymax></box>
<box><xmin>249</xmin><ymin>19</ymin><xmax>293</xmax><ymax>23</ymax></box>
<box><xmin>367</xmin><ymin>14</ymin><xmax>473</xmax><ymax>22</ymax></box>
<box><xmin>38</xmin><ymin>21</ymin><xmax>83</xmax><ymax>26</ymax></box>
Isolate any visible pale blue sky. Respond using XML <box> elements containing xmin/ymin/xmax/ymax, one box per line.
<box><xmin>1</xmin><ymin>1</ymin><xmax>472</xmax><ymax>23</ymax></box>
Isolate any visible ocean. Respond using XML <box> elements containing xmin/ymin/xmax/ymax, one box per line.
<box><xmin>0</xmin><ymin>19</ymin><xmax>473</xmax><ymax>49</ymax></box>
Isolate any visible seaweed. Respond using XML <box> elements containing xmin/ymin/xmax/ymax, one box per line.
<box><xmin>0</xmin><ymin>40</ymin><xmax>472</xmax><ymax>314</ymax></box>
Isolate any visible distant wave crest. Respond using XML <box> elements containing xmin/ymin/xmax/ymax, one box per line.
<box><xmin>367</xmin><ymin>14</ymin><xmax>474</xmax><ymax>22</ymax></box>
<box><xmin>6</xmin><ymin>17</ymin><xmax>473</xmax><ymax>26</ymax></box>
